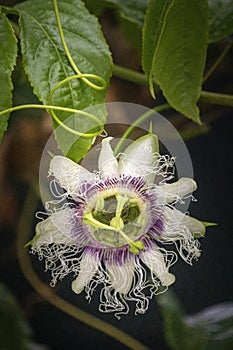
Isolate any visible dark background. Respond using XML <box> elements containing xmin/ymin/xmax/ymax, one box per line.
<box><xmin>0</xmin><ymin>1</ymin><xmax>232</xmax><ymax>349</ymax></box>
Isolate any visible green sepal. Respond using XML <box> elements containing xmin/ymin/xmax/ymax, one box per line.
<box><xmin>193</xmin><ymin>220</ymin><xmax>216</xmax><ymax>238</ymax></box>
<box><xmin>124</xmin><ymin>132</ymin><xmax>159</xmax><ymax>155</ymax></box>
<box><xmin>201</xmin><ymin>221</ymin><xmax>217</xmax><ymax>228</ymax></box>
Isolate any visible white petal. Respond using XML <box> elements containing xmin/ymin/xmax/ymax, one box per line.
<box><xmin>141</xmin><ymin>247</ymin><xmax>175</xmax><ymax>286</ymax></box>
<box><xmin>98</xmin><ymin>137</ymin><xmax>118</xmax><ymax>178</ymax></box>
<box><xmin>159</xmin><ymin>178</ymin><xmax>197</xmax><ymax>204</ymax></box>
<box><xmin>33</xmin><ymin>208</ymin><xmax>76</xmax><ymax>247</ymax></box>
<box><xmin>163</xmin><ymin>206</ymin><xmax>206</xmax><ymax>237</ymax></box>
<box><xmin>71</xmin><ymin>252</ymin><xmax>99</xmax><ymax>294</ymax></box>
<box><xmin>50</xmin><ymin>156</ymin><xmax>94</xmax><ymax>197</ymax></box>
<box><xmin>106</xmin><ymin>259</ymin><xmax>134</xmax><ymax>294</ymax></box>
<box><xmin>118</xmin><ymin>134</ymin><xmax>159</xmax><ymax>184</ymax></box>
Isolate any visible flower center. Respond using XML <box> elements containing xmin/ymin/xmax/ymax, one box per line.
<box><xmin>92</xmin><ymin>195</ymin><xmax>140</xmax><ymax>227</ymax></box>
<box><xmin>83</xmin><ymin>190</ymin><xmax>147</xmax><ymax>254</ymax></box>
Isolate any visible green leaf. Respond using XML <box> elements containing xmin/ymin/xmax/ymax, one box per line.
<box><xmin>15</xmin><ymin>0</ymin><xmax>113</xmax><ymax>162</ymax></box>
<box><xmin>142</xmin><ymin>0</ymin><xmax>209</xmax><ymax>124</ymax></box>
<box><xmin>157</xmin><ymin>289</ymin><xmax>209</xmax><ymax>350</ymax></box>
<box><xmin>158</xmin><ymin>290</ymin><xmax>233</xmax><ymax>350</ymax></box>
<box><xmin>142</xmin><ymin>0</ymin><xmax>173</xmax><ymax>97</ymax></box>
<box><xmin>0</xmin><ymin>8</ymin><xmax>17</xmax><ymax>142</ymax></box>
<box><xmin>208</xmin><ymin>0</ymin><xmax>233</xmax><ymax>43</ymax></box>
<box><xmin>104</xmin><ymin>0</ymin><xmax>148</xmax><ymax>27</ymax></box>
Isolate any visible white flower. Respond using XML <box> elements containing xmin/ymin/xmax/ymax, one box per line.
<box><xmin>31</xmin><ymin>134</ymin><xmax>206</xmax><ymax>317</ymax></box>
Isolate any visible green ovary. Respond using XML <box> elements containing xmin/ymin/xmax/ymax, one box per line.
<box><xmin>84</xmin><ymin>193</ymin><xmax>146</xmax><ymax>248</ymax></box>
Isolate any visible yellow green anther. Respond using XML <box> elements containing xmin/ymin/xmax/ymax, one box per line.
<box><xmin>134</xmin><ymin>240</ymin><xmax>144</xmax><ymax>250</ymax></box>
<box><xmin>129</xmin><ymin>245</ymin><xmax>140</xmax><ymax>254</ymax></box>
<box><xmin>129</xmin><ymin>240</ymin><xmax>144</xmax><ymax>255</ymax></box>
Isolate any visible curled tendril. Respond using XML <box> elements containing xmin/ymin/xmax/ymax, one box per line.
<box><xmin>0</xmin><ymin>104</ymin><xmax>104</xmax><ymax>138</ymax></box>
<box><xmin>47</xmin><ymin>73</ymin><xmax>105</xmax><ymax>137</ymax></box>
<box><xmin>0</xmin><ymin>0</ymin><xmax>107</xmax><ymax>139</ymax></box>
<box><xmin>47</xmin><ymin>0</ymin><xmax>107</xmax><ymax>137</ymax></box>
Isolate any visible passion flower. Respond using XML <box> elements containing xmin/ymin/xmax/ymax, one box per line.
<box><xmin>31</xmin><ymin>134</ymin><xmax>205</xmax><ymax>317</ymax></box>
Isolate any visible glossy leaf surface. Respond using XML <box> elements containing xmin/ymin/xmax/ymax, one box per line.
<box><xmin>142</xmin><ymin>0</ymin><xmax>209</xmax><ymax>124</ymax></box>
<box><xmin>0</xmin><ymin>9</ymin><xmax>17</xmax><ymax>142</ymax></box>
<box><xmin>16</xmin><ymin>0</ymin><xmax>112</xmax><ymax>162</ymax></box>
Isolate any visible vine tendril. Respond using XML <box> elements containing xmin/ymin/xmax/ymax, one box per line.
<box><xmin>53</xmin><ymin>0</ymin><xmax>107</xmax><ymax>91</ymax></box>
<box><xmin>0</xmin><ymin>104</ymin><xmax>103</xmax><ymax>137</ymax></box>
<box><xmin>45</xmin><ymin>0</ymin><xmax>107</xmax><ymax>136</ymax></box>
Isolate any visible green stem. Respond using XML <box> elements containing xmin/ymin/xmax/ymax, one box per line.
<box><xmin>17</xmin><ymin>188</ymin><xmax>150</xmax><ymax>350</ymax></box>
<box><xmin>113</xmin><ymin>64</ymin><xmax>150</xmax><ymax>86</ymax></box>
<box><xmin>199</xmin><ymin>91</ymin><xmax>233</xmax><ymax>107</ymax></box>
<box><xmin>114</xmin><ymin>103</ymin><xmax>170</xmax><ymax>155</ymax></box>
<box><xmin>203</xmin><ymin>40</ymin><xmax>233</xmax><ymax>83</ymax></box>
<box><xmin>180</xmin><ymin>124</ymin><xmax>209</xmax><ymax>140</ymax></box>
<box><xmin>113</xmin><ymin>64</ymin><xmax>233</xmax><ymax>108</ymax></box>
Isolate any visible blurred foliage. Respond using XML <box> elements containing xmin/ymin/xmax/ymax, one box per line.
<box><xmin>157</xmin><ymin>289</ymin><xmax>233</xmax><ymax>350</ymax></box>
<box><xmin>208</xmin><ymin>0</ymin><xmax>233</xmax><ymax>43</ymax></box>
<box><xmin>0</xmin><ymin>282</ymin><xmax>46</xmax><ymax>350</ymax></box>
